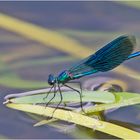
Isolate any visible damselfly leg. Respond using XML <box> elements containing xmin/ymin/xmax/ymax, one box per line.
<box><xmin>64</xmin><ymin>83</ymin><xmax>86</xmax><ymax>114</ymax></box>
<box><xmin>44</xmin><ymin>81</ymin><xmax>85</xmax><ymax>114</ymax></box>
<box><xmin>43</xmin><ymin>85</ymin><xmax>54</xmax><ymax>102</ymax></box>
<box><xmin>51</xmin><ymin>84</ymin><xmax>63</xmax><ymax>117</ymax></box>
<box><xmin>45</xmin><ymin>84</ymin><xmax>57</xmax><ymax>107</ymax></box>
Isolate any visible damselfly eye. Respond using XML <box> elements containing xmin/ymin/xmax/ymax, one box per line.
<box><xmin>48</xmin><ymin>74</ymin><xmax>56</xmax><ymax>85</ymax></box>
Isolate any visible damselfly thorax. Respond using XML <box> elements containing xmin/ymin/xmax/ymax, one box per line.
<box><xmin>45</xmin><ymin>35</ymin><xmax>140</xmax><ymax>114</ymax></box>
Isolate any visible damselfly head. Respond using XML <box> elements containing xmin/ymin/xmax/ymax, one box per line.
<box><xmin>48</xmin><ymin>74</ymin><xmax>56</xmax><ymax>85</ymax></box>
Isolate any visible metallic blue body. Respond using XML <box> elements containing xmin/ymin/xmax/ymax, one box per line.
<box><xmin>127</xmin><ymin>51</ymin><xmax>140</xmax><ymax>59</ymax></box>
<box><xmin>48</xmin><ymin>35</ymin><xmax>140</xmax><ymax>85</ymax></box>
<box><xmin>57</xmin><ymin>70</ymin><xmax>72</xmax><ymax>84</ymax></box>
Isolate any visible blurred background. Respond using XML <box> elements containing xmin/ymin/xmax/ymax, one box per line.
<box><xmin>0</xmin><ymin>1</ymin><xmax>140</xmax><ymax>139</ymax></box>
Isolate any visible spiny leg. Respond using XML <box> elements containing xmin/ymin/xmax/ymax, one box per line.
<box><xmin>67</xmin><ymin>81</ymin><xmax>82</xmax><ymax>96</ymax></box>
<box><xmin>66</xmin><ymin>81</ymin><xmax>83</xmax><ymax>108</ymax></box>
<box><xmin>64</xmin><ymin>84</ymin><xmax>86</xmax><ymax>114</ymax></box>
<box><xmin>51</xmin><ymin>84</ymin><xmax>63</xmax><ymax>116</ymax></box>
<box><xmin>43</xmin><ymin>85</ymin><xmax>57</xmax><ymax>119</ymax></box>
<box><xmin>45</xmin><ymin>84</ymin><xmax>57</xmax><ymax>107</ymax></box>
<box><xmin>43</xmin><ymin>85</ymin><xmax>54</xmax><ymax>103</ymax></box>
<box><xmin>57</xmin><ymin>84</ymin><xmax>63</xmax><ymax>108</ymax></box>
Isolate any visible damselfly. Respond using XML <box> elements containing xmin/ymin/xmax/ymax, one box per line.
<box><xmin>45</xmin><ymin>35</ymin><xmax>140</xmax><ymax>112</ymax></box>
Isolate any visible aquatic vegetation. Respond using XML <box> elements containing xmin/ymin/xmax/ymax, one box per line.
<box><xmin>4</xmin><ymin>88</ymin><xmax>140</xmax><ymax>139</ymax></box>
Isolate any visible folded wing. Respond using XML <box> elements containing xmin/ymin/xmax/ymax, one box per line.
<box><xmin>68</xmin><ymin>35</ymin><xmax>136</xmax><ymax>79</ymax></box>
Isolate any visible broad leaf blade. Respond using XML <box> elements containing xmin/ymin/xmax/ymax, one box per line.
<box><xmin>9</xmin><ymin>90</ymin><xmax>115</xmax><ymax>104</ymax></box>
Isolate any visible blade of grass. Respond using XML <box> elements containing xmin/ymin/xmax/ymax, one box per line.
<box><xmin>6</xmin><ymin>103</ymin><xmax>140</xmax><ymax>139</ymax></box>
<box><xmin>34</xmin><ymin>118</ymin><xmax>57</xmax><ymax>127</ymax></box>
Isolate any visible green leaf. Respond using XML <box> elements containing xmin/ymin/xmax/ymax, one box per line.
<box><xmin>9</xmin><ymin>90</ymin><xmax>115</xmax><ymax>104</ymax></box>
<box><xmin>84</xmin><ymin>92</ymin><xmax>140</xmax><ymax>113</ymax></box>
